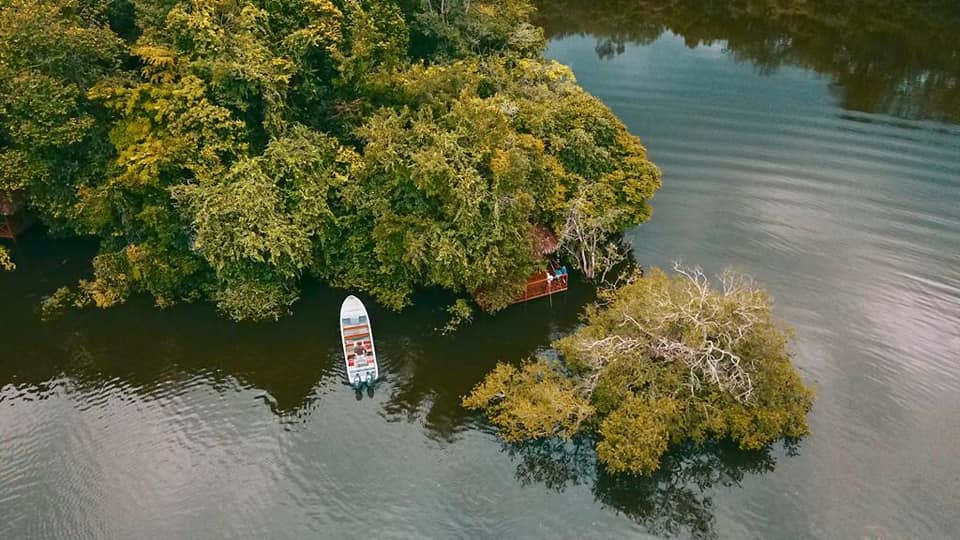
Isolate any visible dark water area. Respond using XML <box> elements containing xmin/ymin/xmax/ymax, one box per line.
<box><xmin>3</xmin><ymin>2</ymin><xmax>960</xmax><ymax>538</ymax></box>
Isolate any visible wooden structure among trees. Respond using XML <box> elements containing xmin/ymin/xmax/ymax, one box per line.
<box><xmin>513</xmin><ymin>225</ymin><xmax>569</xmax><ymax>304</ymax></box>
<box><xmin>517</xmin><ymin>270</ymin><xmax>569</xmax><ymax>303</ymax></box>
<box><xmin>0</xmin><ymin>192</ymin><xmax>33</xmax><ymax>240</ymax></box>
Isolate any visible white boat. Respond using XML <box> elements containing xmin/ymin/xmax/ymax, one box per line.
<box><xmin>340</xmin><ymin>295</ymin><xmax>379</xmax><ymax>388</ymax></box>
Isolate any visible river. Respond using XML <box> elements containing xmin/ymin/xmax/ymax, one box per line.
<box><xmin>2</xmin><ymin>2</ymin><xmax>959</xmax><ymax>538</ymax></box>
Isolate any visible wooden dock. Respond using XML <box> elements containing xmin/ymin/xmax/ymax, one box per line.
<box><xmin>515</xmin><ymin>270</ymin><xmax>569</xmax><ymax>303</ymax></box>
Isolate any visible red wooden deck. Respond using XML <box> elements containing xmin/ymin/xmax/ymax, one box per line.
<box><xmin>516</xmin><ymin>271</ymin><xmax>568</xmax><ymax>303</ymax></box>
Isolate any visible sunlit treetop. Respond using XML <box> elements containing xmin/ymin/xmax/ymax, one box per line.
<box><xmin>464</xmin><ymin>265</ymin><xmax>815</xmax><ymax>475</ymax></box>
<box><xmin>3</xmin><ymin>0</ymin><xmax>660</xmax><ymax>320</ymax></box>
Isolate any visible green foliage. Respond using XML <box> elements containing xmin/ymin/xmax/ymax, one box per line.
<box><xmin>0</xmin><ymin>0</ymin><xmax>123</xmax><ymax>229</ymax></box>
<box><xmin>356</xmin><ymin>84</ymin><xmax>542</xmax><ymax>308</ymax></box>
<box><xmin>465</xmin><ymin>266</ymin><xmax>815</xmax><ymax>475</ymax></box>
<box><xmin>408</xmin><ymin>0</ymin><xmax>545</xmax><ymax>60</ymax></box>
<box><xmin>213</xmin><ymin>272</ymin><xmax>299</xmax><ymax>322</ymax></box>
<box><xmin>596</xmin><ymin>396</ymin><xmax>678</xmax><ymax>475</ymax></box>
<box><xmin>0</xmin><ymin>245</ymin><xmax>14</xmax><ymax>271</ymax></box>
<box><xmin>354</xmin><ymin>56</ymin><xmax>659</xmax><ymax>309</ymax></box>
<box><xmin>2</xmin><ymin>0</ymin><xmax>660</xmax><ymax>320</ymax></box>
<box><xmin>171</xmin><ymin>125</ymin><xmax>358</xmax><ymax>319</ymax></box>
<box><xmin>79</xmin><ymin>249</ymin><xmax>133</xmax><ymax>308</ymax></box>
<box><xmin>91</xmin><ymin>73</ymin><xmax>247</xmax><ymax>187</ymax></box>
<box><xmin>439</xmin><ymin>298</ymin><xmax>474</xmax><ymax>334</ymax></box>
<box><xmin>175</xmin><ymin>157</ymin><xmax>311</xmax><ymax>276</ymax></box>
<box><xmin>462</xmin><ymin>359</ymin><xmax>594</xmax><ymax>441</ymax></box>
<box><xmin>334</xmin><ymin>0</ymin><xmax>409</xmax><ymax>93</ymax></box>
<box><xmin>40</xmin><ymin>286</ymin><xmax>86</xmax><ymax>321</ymax></box>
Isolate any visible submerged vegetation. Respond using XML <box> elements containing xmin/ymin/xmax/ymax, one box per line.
<box><xmin>464</xmin><ymin>264</ymin><xmax>814</xmax><ymax>475</ymax></box>
<box><xmin>0</xmin><ymin>0</ymin><xmax>660</xmax><ymax>320</ymax></box>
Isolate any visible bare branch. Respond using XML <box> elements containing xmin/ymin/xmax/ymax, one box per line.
<box><xmin>571</xmin><ymin>262</ymin><xmax>769</xmax><ymax>403</ymax></box>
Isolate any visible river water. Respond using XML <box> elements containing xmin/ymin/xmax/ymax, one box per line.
<box><xmin>2</xmin><ymin>3</ymin><xmax>959</xmax><ymax>539</ymax></box>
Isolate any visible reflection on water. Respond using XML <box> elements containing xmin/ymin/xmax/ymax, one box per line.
<box><xmin>541</xmin><ymin>14</ymin><xmax>960</xmax><ymax>537</ymax></box>
<box><xmin>506</xmin><ymin>438</ymin><xmax>784</xmax><ymax>539</ymax></box>
<box><xmin>535</xmin><ymin>0</ymin><xmax>960</xmax><ymax>123</ymax></box>
<box><xmin>0</xmin><ymin>234</ymin><xmax>593</xmax><ymax>435</ymax></box>
<box><xmin>2</xmin><ymin>234</ymin><xmax>637</xmax><ymax>539</ymax></box>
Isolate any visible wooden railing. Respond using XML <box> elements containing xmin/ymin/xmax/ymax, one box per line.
<box><xmin>517</xmin><ymin>271</ymin><xmax>569</xmax><ymax>303</ymax></box>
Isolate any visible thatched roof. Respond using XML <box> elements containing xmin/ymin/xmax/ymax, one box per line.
<box><xmin>531</xmin><ymin>224</ymin><xmax>560</xmax><ymax>255</ymax></box>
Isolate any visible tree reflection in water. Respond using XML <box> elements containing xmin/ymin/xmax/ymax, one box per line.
<box><xmin>506</xmin><ymin>436</ymin><xmax>794</xmax><ymax>539</ymax></box>
<box><xmin>535</xmin><ymin>0</ymin><xmax>960</xmax><ymax>123</ymax></box>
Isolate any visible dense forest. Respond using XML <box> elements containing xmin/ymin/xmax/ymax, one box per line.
<box><xmin>0</xmin><ymin>0</ymin><xmax>661</xmax><ymax>320</ymax></box>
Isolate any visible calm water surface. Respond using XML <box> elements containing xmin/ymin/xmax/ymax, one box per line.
<box><xmin>3</xmin><ymin>4</ymin><xmax>960</xmax><ymax>539</ymax></box>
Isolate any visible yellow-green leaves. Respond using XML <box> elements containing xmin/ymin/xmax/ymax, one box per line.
<box><xmin>463</xmin><ymin>360</ymin><xmax>594</xmax><ymax>441</ymax></box>
<box><xmin>0</xmin><ymin>0</ymin><xmax>124</xmax><ymax>231</ymax></box>
<box><xmin>410</xmin><ymin>0</ymin><xmax>544</xmax><ymax>59</ymax></box>
<box><xmin>131</xmin><ymin>45</ymin><xmax>176</xmax><ymax>82</ymax></box>
<box><xmin>356</xmin><ymin>70</ymin><xmax>544</xmax><ymax>308</ymax></box>
<box><xmin>465</xmin><ymin>266</ymin><xmax>814</xmax><ymax>475</ymax></box>
<box><xmin>597</xmin><ymin>396</ymin><xmax>679</xmax><ymax>475</ymax></box>
<box><xmin>352</xmin><ymin>53</ymin><xmax>661</xmax><ymax>309</ymax></box>
<box><xmin>213</xmin><ymin>277</ymin><xmax>300</xmax><ymax>322</ymax></box>
<box><xmin>5</xmin><ymin>0</ymin><xmax>664</xmax><ymax>323</ymax></box>
<box><xmin>0</xmin><ymin>0</ymin><xmax>122</xmax><ymax>86</ymax></box>
<box><xmin>174</xmin><ymin>158</ymin><xmax>312</xmax><ymax>277</ymax></box>
<box><xmin>281</xmin><ymin>0</ymin><xmax>344</xmax><ymax>58</ymax></box>
<box><xmin>0</xmin><ymin>150</ymin><xmax>42</xmax><ymax>193</ymax></box>
<box><xmin>334</xmin><ymin>0</ymin><xmax>408</xmax><ymax>90</ymax></box>
<box><xmin>173</xmin><ymin>139</ymin><xmax>320</xmax><ymax>276</ymax></box>
<box><xmin>0</xmin><ymin>246</ymin><xmax>14</xmax><ymax>271</ymax></box>
<box><xmin>92</xmin><ymin>74</ymin><xmax>246</xmax><ymax>187</ymax></box>
<box><xmin>170</xmin><ymin>126</ymin><xmax>357</xmax><ymax>320</ymax></box>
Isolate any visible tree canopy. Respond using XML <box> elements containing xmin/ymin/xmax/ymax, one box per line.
<box><xmin>464</xmin><ymin>265</ymin><xmax>814</xmax><ymax>475</ymax></box>
<box><xmin>1</xmin><ymin>0</ymin><xmax>661</xmax><ymax>320</ymax></box>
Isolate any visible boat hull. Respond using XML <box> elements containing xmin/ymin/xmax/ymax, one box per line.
<box><xmin>340</xmin><ymin>295</ymin><xmax>379</xmax><ymax>388</ymax></box>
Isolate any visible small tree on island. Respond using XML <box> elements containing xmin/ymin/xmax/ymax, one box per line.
<box><xmin>463</xmin><ymin>263</ymin><xmax>814</xmax><ymax>475</ymax></box>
